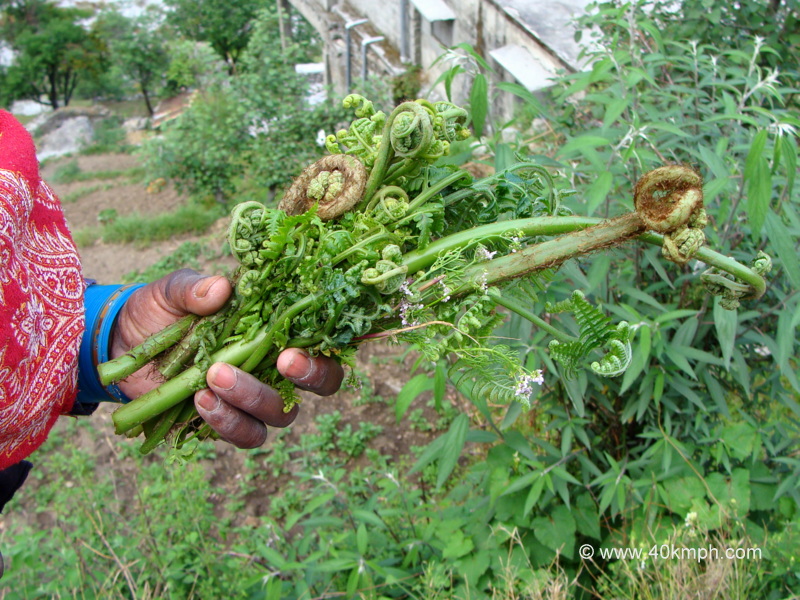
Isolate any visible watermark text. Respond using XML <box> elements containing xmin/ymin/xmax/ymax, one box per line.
<box><xmin>579</xmin><ymin>543</ymin><xmax>761</xmax><ymax>563</ymax></box>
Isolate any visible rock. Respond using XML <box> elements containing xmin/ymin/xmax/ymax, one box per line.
<box><xmin>123</xmin><ymin>116</ymin><xmax>149</xmax><ymax>133</ymax></box>
<box><xmin>31</xmin><ymin>105</ymin><xmax>112</xmax><ymax>160</ymax></box>
<box><xmin>36</xmin><ymin>115</ymin><xmax>95</xmax><ymax>161</ymax></box>
<box><xmin>501</xmin><ymin>126</ymin><xmax>521</xmax><ymax>145</ymax></box>
<box><xmin>9</xmin><ymin>100</ymin><xmax>51</xmax><ymax>117</ymax></box>
<box><xmin>30</xmin><ymin>105</ymin><xmax>110</xmax><ymax>138</ymax></box>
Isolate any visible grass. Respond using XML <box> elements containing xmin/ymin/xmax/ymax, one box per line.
<box><xmin>49</xmin><ymin>160</ymin><xmax>145</xmax><ymax>185</ymax></box>
<box><xmin>71</xmin><ymin>203</ymin><xmax>224</xmax><ymax>247</ymax></box>
<box><xmin>0</xmin><ymin>376</ymin><xmax>795</xmax><ymax>599</ymax></box>
<box><xmin>60</xmin><ymin>182</ymin><xmax>119</xmax><ymax>203</ymax></box>
<box><xmin>591</xmin><ymin>522</ymin><xmax>788</xmax><ymax>600</ymax></box>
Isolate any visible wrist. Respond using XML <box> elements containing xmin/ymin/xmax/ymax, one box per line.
<box><xmin>77</xmin><ymin>282</ymin><xmax>146</xmax><ymax>403</ymax></box>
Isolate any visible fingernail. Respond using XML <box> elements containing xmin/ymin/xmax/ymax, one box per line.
<box><xmin>197</xmin><ymin>390</ymin><xmax>220</xmax><ymax>412</ymax></box>
<box><xmin>193</xmin><ymin>277</ymin><xmax>219</xmax><ymax>299</ymax></box>
<box><xmin>285</xmin><ymin>351</ymin><xmax>313</xmax><ymax>380</ymax></box>
<box><xmin>209</xmin><ymin>363</ymin><xmax>237</xmax><ymax>390</ymax></box>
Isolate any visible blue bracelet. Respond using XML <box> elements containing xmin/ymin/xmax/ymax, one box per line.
<box><xmin>76</xmin><ymin>282</ymin><xmax>146</xmax><ymax>404</ymax></box>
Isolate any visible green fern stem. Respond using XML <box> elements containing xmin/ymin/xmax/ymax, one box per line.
<box><xmin>456</xmin><ymin>213</ymin><xmax>646</xmax><ymax>294</ymax></box>
<box><xmin>489</xmin><ymin>291</ymin><xmax>578</xmax><ymax>344</ymax></box>
<box><xmin>111</xmin><ymin>293</ymin><xmax>323</xmax><ymax>435</ymax></box>
<box><xmin>403</xmin><ymin>214</ymin><xmax>765</xmax><ymax>300</ymax></box>
<box><xmin>98</xmin><ymin>314</ymin><xmax>199</xmax><ymax>386</ymax></box>
<box><xmin>360</xmin><ymin>102</ymin><xmax>437</xmax><ymax>208</ymax></box>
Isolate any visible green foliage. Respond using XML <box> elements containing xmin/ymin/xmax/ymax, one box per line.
<box><xmin>92</xmin><ymin>7</ymin><xmax>171</xmax><ymax>116</ymax></box>
<box><xmin>0</xmin><ymin>410</ymin><xmax>571</xmax><ymax>599</ymax></box>
<box><xmin>233</xmin><ymin>6</ymin><xmax>344</xmax><ymax>192</ymax></box>
<box><xmin>1</xmin><ymin>2</ymin><xmax>104</xmax><ymax>108</ymax></box>
<box><xmin>72</xmin><ymin>203</ymin><xmax>223</xmax><ymax>248</ymax></box>
<box><xmin>48</xmin><ymin>160</ymin><xmax>144</xmax><ymax>184</ymax></box>
<box><xmin>435</xmin><ymin>1</ymin><xmax>799</xmax><ymax>594</ymax></box>
<box><xmin>545</xmin><ymin>289</ymin><xmax>633</xmax><ymax>378</ymax></box>
<box><xmin>647</xmin><ymin>0</ymin><xmax>800</xmax><ymax>88</ymax></box>
<box><xmin>123</xmin><ymin>241</ymin><xmax>207</xmax><ymax>283</ymax></box>
<box><xmin>308</xmin><ymin>410</ymin><xmax>383</xmax><ymax>458</ymax></box>
<box><xmin>0</xmin><ymin>420</ymin><xmax>249</xmax><ymax>598</ymax></box>
<box><xmin>143</xmin><ymin>84</ymin><xmax>250</xmax><ymax>202</ymax></box>
<box><xmin>392</xmin><ymin>64</ymin><xmax>423</xmax><ymax>104</ymax></box>
<box><xmin>163</xmin><ymin>38</ymin><xmax>224</xmax><ymax>94</ymax></box>
<box><xmin>143</xmin><ymin>6</ymin><xmax>340</xmax><ymax>201</ymax></box>
<box><xmin>163</xmin><ymin>0</ymin><xmax>265</xmax><ymax>73</ymax></box>
<box><xmin>82</xmin><ymin>116</ymin><xmax>132</xmax><ymax>154</ymax></box>
<box><xmin>406</xmin><ymin>2</ymin><xmax>799</xmax><ymax>595</ymax></box>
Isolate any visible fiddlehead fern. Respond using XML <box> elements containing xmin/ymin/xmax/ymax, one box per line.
<box><xmin>370</xmin><ymin>186</ymin><xmax>410</xmax><ymax>223</ymax></box>
<box><xmin>279</xmin><ymin>154</ymin><xmax>368</xmax><ymax>220</ymax></box>
<box><xmin>633</xmin><ymin>164</ymin><xmax>706</xmax><ymax>264</ymax></box>
<box><xmin>702</xmin><ymin>250</ymin><xmax>773</xmax><ymax>309</ymax></box>
<box><xmin>389</xmin><ymin>101</ymin><xmax>435</xmax><ymax>158</ymax></box>
<box><xmin>546</xmin><ymin>290</ymin><xmax>633</xmax><ymax>377</ymax></box>
<box><xmin>361</xmin><ymin>244</ymin><xmax>408</xmax><ymax>294</ymax></box>
<box><xmin>430</xmin><ymin>100</ymin><xmax>470</xmax><ymax>143</ymax></box>
<box><xmin>228</xmin><ymin>201</ymin><xmax>268</xmax><ymax>266</ymax></box>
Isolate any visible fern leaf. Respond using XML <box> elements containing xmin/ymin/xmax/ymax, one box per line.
<box><xmin>547</xmin><ymin>291</ymin><xmax>632</xmax><ymax>378</ymax></box>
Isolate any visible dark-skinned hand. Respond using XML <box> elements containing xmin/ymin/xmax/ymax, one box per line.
<box><xmin>109</xmin><ymin>269</ymin><xmax>344</xmax><ymax>448</ymax></box>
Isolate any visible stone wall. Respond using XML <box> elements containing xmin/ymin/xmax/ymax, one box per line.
<box><xmin>287</xmin><ymin>0</ymin><xmax>589</xmax><ymax>125</ymax></box>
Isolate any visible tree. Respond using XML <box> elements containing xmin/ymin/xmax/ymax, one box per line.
<box><xmin>1</xmin><ymin>2</ymin><xmax>103</xmax><ymax>108</ymax></box>
<box><xmin>94</xmin><ymin>8</ymin><xmax>169</xmax><ymax>116</ymax></box>
<box><xmin>0</xmin><ymin>0</ymin><xmax>53</xmax><ymax>45</ymax></box>
<box><xmin>163</xmin><ymin>0</ymin><xmax>264</xmax><ymax>74</ymax></box>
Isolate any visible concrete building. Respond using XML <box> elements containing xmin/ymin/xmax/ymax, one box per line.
<box><xmin>286</xmin><ymin>0</ymin><xmax>592</xmax><ymax>123</ymax></box>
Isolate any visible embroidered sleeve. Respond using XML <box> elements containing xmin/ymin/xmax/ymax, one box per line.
<box><xmin>0</xmin><ymin>110</ymin><xmax>84</xmax><ymax>470</ymax></box>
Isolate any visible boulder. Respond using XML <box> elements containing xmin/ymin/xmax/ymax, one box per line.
<box><xmin>36</xmin><ymin>115</ymin><xmax>94</xmax><ymax>161</ymax></box>
<box><xmin>30</xmin><ymin>106</ymin><xmax>111</xmax><ymax>161</ymax></box>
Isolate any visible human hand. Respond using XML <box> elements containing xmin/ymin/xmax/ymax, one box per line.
<box><xmin>110</xmin><ymin>269</ymin><xmax>344</xmax><ymax>448</ymax></box>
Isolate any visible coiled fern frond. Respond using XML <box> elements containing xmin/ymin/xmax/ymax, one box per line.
<box><xmin>546</xmin><ymin>290</ymin><xmax>633</xmax><ymax>377</ymax></box>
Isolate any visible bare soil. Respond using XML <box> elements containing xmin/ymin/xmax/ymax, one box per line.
<box><xmin>41</xmin><ymin>153</ymin><xmax>203</xmax><ymax>283</ymax></box>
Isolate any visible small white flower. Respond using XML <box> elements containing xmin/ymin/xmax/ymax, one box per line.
<box><xmin>439</xmin><ymin>281</ymin><xmax>451</xmax><ymax>303</ymax></box>
<box><xmin>685</xmin><ymin>511</ymin><xmax>698</xmax><ymax>528</ymax></box>
<box><xmin>476</xmin><ymin>271</ymin><xmax>489</xmax><ymax>292</ymax></box>
<box><xmin>769</xmin><ymin>122</ymin><xmax>798</xmax><ymax>138</ymax></box>
<box><xmin>475</xmin><ymin>246</ymin><xmax>498</xmax><ymax>261</ymax></box>
<box><xmin>399</xmin><ymin>298</ymin><xmax>424</xmax><ymax>327</ymax></box>
<box><xmin>514</xmin><ymin>370</ymin><xmax>544</xmax><ymax>403</ymax></box>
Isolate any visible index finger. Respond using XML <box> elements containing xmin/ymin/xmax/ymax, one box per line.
<box><xmin>276</xmin><ymin>349</ymin><xmax>344</xmax><ymax>396</ymax></box>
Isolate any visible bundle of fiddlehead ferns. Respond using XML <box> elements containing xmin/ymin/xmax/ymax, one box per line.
<box><xmin>99</xmin><ymin>95</ymin><xmax>769</xmax><ymax>454</ymax></box>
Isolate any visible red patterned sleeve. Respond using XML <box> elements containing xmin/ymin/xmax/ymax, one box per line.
<box><xmin>0</xmin><ymin>109</ymin><xmax>85</xmax><ymax>470</ymax></box>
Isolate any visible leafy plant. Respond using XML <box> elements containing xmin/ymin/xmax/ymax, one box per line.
<box><xmin>163</xmin><ymin>0</ymin><xmax>268</xmax><ymax>74</ymax></box>
<box><xmin>1</xmin><ymin>2</ymin><xmax>104</xmax><ymax>108</ymax></box>
<box><xmin>72</xmin><ymin>203</ymin><xmax>223</xmax><ymax>248</ymax></box>
<box><xmin>143</xmin><ymin>6</ymin><xmax>339</xmax><ymax>201</ymax></box>
<box><xmin>401</xmin><ymin>2</ymin><xmax>799</xmax><ymax>596</ymax></box>
<box><xmin>100</xmin><ymin>91</ymin><xmax>763</xmax><ymax>483</ymax></box>
<box><xmin>93</xmin><ymin>7</ymin><xmax>171</xmax><ymax>117</ymax></box>
<box><xmin>123</xmin><ymin>241</ymin><xmax>207</xmax><ymax>283</ymax></box>
<box><xmin>142</xmin><ymin>85</ymin><xmax>250</xmax><ymax>203</ymax></box>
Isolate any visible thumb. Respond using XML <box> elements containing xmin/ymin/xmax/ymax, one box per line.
<box><xmin>146</xmin><ymin>269</ymin><xmax>232</xmax><ymax>317</ymax></box>
<box><xmin>118</xmin><ymin>270</ymin><xmax>232</xmax><ymax>345</ymax></box>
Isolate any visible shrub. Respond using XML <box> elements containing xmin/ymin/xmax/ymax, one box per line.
<box><xmin>418</xmin><ymin>1</ymin><xmax>800</xmax><ymax>595</ymax></box>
